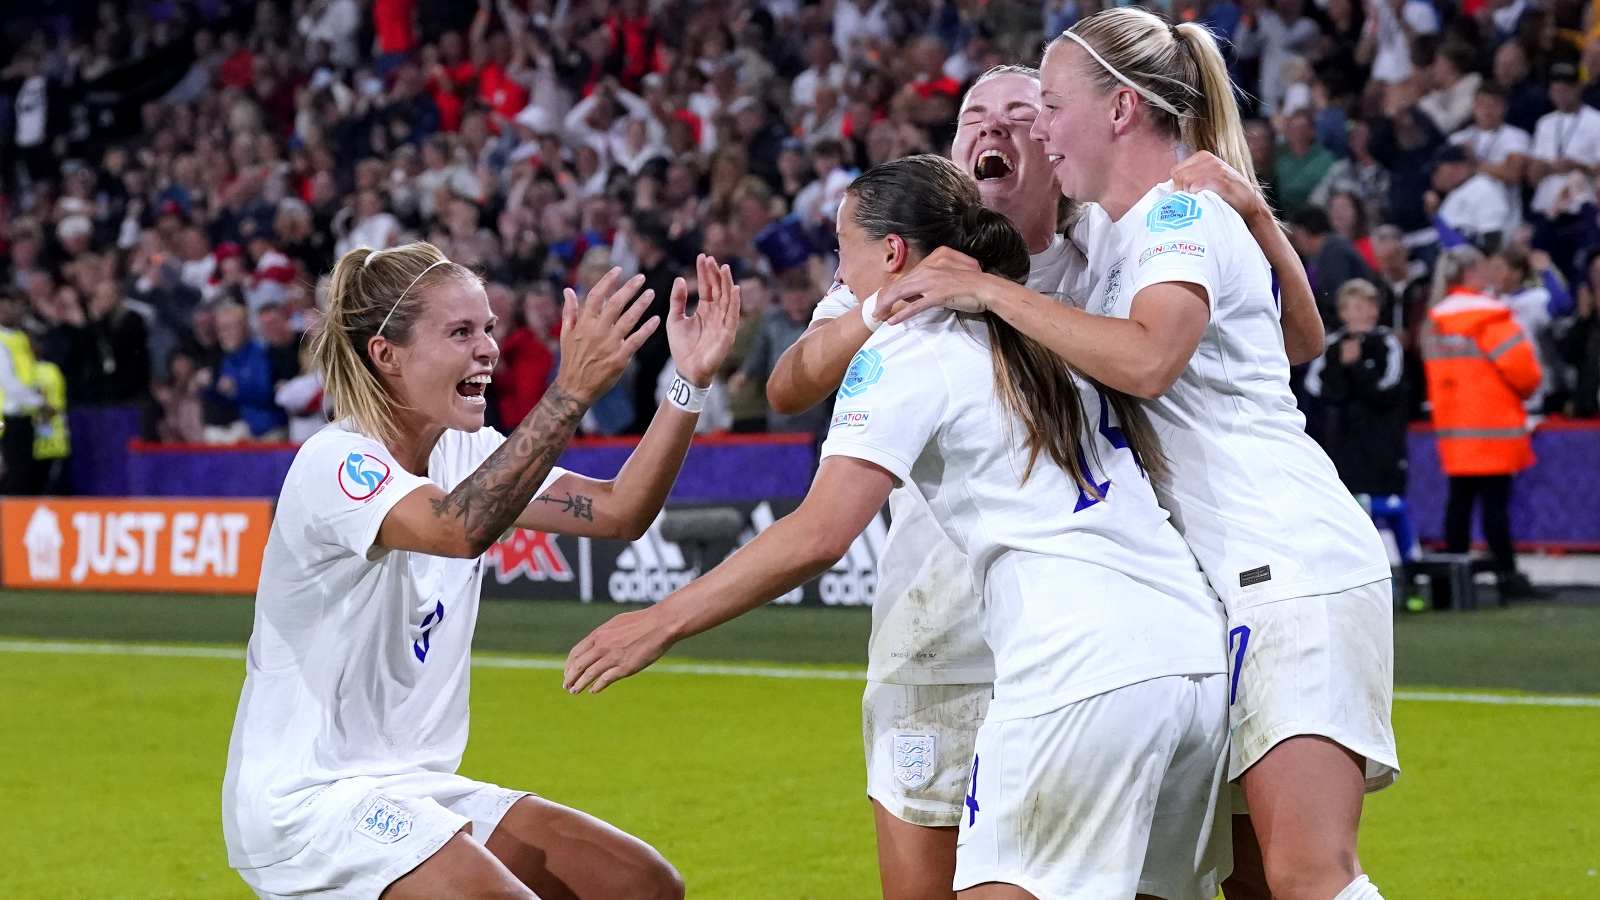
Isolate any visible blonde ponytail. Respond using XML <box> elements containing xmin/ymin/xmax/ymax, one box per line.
<box><xmin>1055</xmin><ymin>9</ymin><xmax>1262</xmax><ymax>199</ymax></box>
<box><xmin>309</xmin><ymin>242</ymin><xmax>475</xmax><ymax>446</ymax></box>
<box><xmin>1174</xmin><ymin>22</ymin><xmax>1256</xmax><ymax>187</ymax></box>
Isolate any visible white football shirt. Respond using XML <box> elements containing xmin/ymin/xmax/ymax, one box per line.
<box><xmin>1091</xmin><ymin>183</ymin><xmax>1389</xmax><ymax>609</ymax></box>
<box><xmin>813</xmin><ymin>235</ymin><xmax>1090</xmax><ymax>685</ymax></box>
<box><xmin>1529</xmin><ymin>106</ymin><xmax>1600</xmax><ymax>214</ymax></box>
<box><xmin>821</xmin><ymin>310</ymin><xmax>1225</xmax><ymax>720</ymax></box>
<box><xmin>222</xmin><ymin>422</ymin><xmax>567</xmax><ymax>867</ymax></box>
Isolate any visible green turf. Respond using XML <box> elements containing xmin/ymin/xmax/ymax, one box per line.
<box><xmin>1</xmin><ymin>649</ymin><xmax>1596</xmax><ymax>899</ymax></box>
<box><xmin>2</xmin><ymin>590</ymin><xmax>1599</xmax><ymax>692</ymax></box>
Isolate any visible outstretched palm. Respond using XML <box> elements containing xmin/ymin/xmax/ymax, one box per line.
<box><xmin>666</xmin><ymin>254</ymin><xmax>741</xmax><ymax>387</ymax></box>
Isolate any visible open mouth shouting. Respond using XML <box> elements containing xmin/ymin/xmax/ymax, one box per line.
<box><xmin>457</xmin><ymin>373</ymin><xmax>491</xmax><ymax>405</ymax></box>
<box><xmin>975</xmin><ymin>149</ymin><xmax>1016</xmax><ymax>181</ymax></box>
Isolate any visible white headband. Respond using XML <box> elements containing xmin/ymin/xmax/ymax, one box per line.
<box><xmin>377</xmin><ymin>258</ymin><xmax>450</xmax><ymax>337</ymax></box>
<box><xmin>1059</xmin><ymin>29</ymin><xmax>1186</xmax><ymax>119</ymax></box>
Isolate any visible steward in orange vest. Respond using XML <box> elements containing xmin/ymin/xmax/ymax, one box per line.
<box><xmin>1421</xmin><ymin>288</ymin><xmax>1542</xmax><ymax>476</ymax></box>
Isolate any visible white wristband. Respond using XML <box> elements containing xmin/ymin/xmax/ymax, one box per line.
<box><xmin>860</xmin><ymin>291</ymin><xmax>885</xmax><ymax>332</ymax></box>
<box><xmin>666</xmin><ymin>375</ymin><xmax>709</xmax><ymax>413</ymax></box>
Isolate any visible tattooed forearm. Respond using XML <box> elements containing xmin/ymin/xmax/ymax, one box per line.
<box><xmin>535</xmin><ymin>491</ymin><xmax>595</xmax><ymax>521</ymax></box>
<box><xmin>429</xmin><ymin>384</ymin><xmax>588</xmax><ymax>554</ymax></box>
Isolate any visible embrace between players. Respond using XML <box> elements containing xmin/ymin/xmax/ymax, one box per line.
<box><xmin>223</xmin><ymin>10</ymin><xmax>1398</xmax><ymax>900</ymax></box>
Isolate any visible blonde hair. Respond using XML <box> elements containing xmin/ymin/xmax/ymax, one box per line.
<box><xmin>310</xmin><ymin>242</ymin><xmax>476</xmax><ymax>445</ymax></box>
<box><xmin>1051</xmin><ymin>8</ymin><xmax>1258</xmax><ymax>189</ymax></box>
<box><xmin>1336</xmin><ymin>278</ymin><xmax>1380</xmax><ymax>311</ymax></box>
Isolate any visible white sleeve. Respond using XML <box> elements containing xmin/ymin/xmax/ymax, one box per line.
<box><xmin>303</xmin><ymin>431</ymin><xmax>436</xmax><ymax>560</ymax></box>
<box><xmin>811</xmin><ymin>281</ymin><xmax>859</xmax><ymax>322</ymax></box>
<box><xmin>818</xmin><ymin>326</ymin><xmax>946</xmax><ymax>484</ymax></box>
<box><xmin>1125</xmin><ymin>192</ymin><xmax>1227</xmax><ymax>314</ymax></box>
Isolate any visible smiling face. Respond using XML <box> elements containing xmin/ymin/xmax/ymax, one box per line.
<box><xmin>377</xmin><ymin>276</ymin><xmax>500</xmax><ymax>433</ymax></box>
<box><xmin>952</xmin><ymin>73</ymin><xmax>1058</xmax><ymax>217</ymax></box>
<box><xmin>1033</xmin><ymin>44</ymin><xmax>1117</xmax><ymax>205</ymax></box>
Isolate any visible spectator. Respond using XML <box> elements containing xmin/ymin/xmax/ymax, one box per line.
<box><xmin>1292</xmin><ymin>206</ymin><xmax>1381</xmax><ymax>327</ymax></box>
<box><xmin>1310</xmin><ymin>120</ymin><xmax>1391</xmax><ymax>221</ymax></box>
<box><xmin>1527</xmin><ymin>63</ymin><xmax>1600</xmax><ymax>256</ymax></box>
<box><xmin>204</xmin><ymin>304</ymin><xmax>287</xmax><ymax>443</ymax></box>
<box><xmin>738</xmin><ymin>268</ymin><xmax>826</xmax><ymax>436</ymax></box>
<box><xmin>1276</xmin><ymin>109</ymin><xmax>1337</xmax><ymax>219</ymax></box>
<box><xmin>625</xmin><ymin>217</ymin><xmax>683</xmax><ymax>433</ymax></box>
<box><xmin>495</xmin><ymin>288</ymin><xmax>558</xmax><ymax>428</ymax></box>
<box><xmin>1305</xmin><ymin>279</ymin><xmax>1417</xmax><ymax>565</ymax></box>
<box><xmin>1426</xmin><ymin>145</ymin><xmax>1513</xmax><ymax>250</ymax></box>
<box><xmin>1369</xmin><ymin>107</ymin><xmax>1445</xmax><ymax>234</ymax></box>
<box><xmin>258</xmin><ymin>303</ymin><xmax>304</xmax><ymax>388</ymax></box>
<box><xmin>30</xmin><ymin>333</ymin><xmax>70</xmax><ymax>495</ymax></box>
<box><xmin>1418</xmin><ymin>41</ymin><xmax>1484</xmax><ymax>136</ymax></box>
<box><xmin>1562</xmin><ymin>252</ymin><xmax>1600</xmax><ymax>416</ymax></box>
<box><xmin>1358</xmin><ymin>0</ymin><xmax>1441</xmax><ymax>86</ymax></box>
<box><xmin>154</xmin><ymin>350</ymin><xmax>207</xmax><ymax>444</ymax></box>
<box><xmin>1371</xmin><ymin>224</ymin><xmax>1432</xmax><ymax>333</ymax></box>
<box><xmin>0</xmin><ymin>292</ymin><xmax>43</xmax><ymax>494</ymax></box>
<box><xmin>1493</xmin><ymin>40</ymin><xmax>1553</xmax><ymax>134</ymax></box>
<box><xmin>1449</xmin><ymin>85</ymin><xmax>1531</xmax><ymax>233</ymax></box>
<box><xmin>723</xmin><ymin>273</ymin><xmax>772</xmax><ymax>433</ymax></box>
<box><xmin>1422</xmin><ymin>246</ymin><xmax>1543</xmax><ymax>597</ymax></box>
<box><xmin>1487</xmin><ymin>246</ymin><xmax>1572</xmax><ymax>412</ymax></box>
<box><xmin>1307</xmin><ymin>279</ymin><xmax>1411</xmax><ymax>488</ymax></box>
<box><xmin>1234</xmin><ymin>0</ymin><xmax>1321</xmax><ymax>116</ymax></box>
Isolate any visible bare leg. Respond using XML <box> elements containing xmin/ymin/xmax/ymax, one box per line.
<box><xmin>1240</xmin><ymin>736</ymin><xmax>1366</xmax><ymax>900</ymax></box>
<box><xmin>382</xmin><ymin>830</ymin><xmax>537</xmax><ymax>900</ymax></box>
<box><xmin>873</xmin><ymin>799</ymin><xmax>958</xmax><ymax>900</ymax></box>
<box><xmin>1222</xmin><ymin>814</ymin><xmax>1273</xmax><ymax>900</ymax></box>
<box><xmin>483</xmin><ymin>796</ymin><xmax>684</xmax><ymax>900</ymax></box>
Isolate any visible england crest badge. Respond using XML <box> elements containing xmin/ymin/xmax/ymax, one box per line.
<box><xmin>892</xmin><ymin>733</ymin><xmax>939</xmax><ymax>790</ymax></box>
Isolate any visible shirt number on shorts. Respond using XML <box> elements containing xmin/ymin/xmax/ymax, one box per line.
<box><xmin>1073</xmin><ymin>388</ymin><xmax>1136</xmax><ymax>513</ymax></box>
<box><xmin>1228</xmin><ymin>625</ymin><xmax>1251</xmax><ymax>706</ymax></box>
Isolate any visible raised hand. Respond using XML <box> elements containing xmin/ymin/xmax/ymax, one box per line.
<box><xmin>554</xmin><ymin>268</ymin><xmax>660</xmax><ymax>404</ymax></box>
<box><xmin>668</xmin><ymin>254</ymin><xmax>742</xmax><ymax>388</ymax></box>
<box><xmin>875</xmin><ymin>245</ymin><xmax>993</xmax><ymax>326</ymax></box>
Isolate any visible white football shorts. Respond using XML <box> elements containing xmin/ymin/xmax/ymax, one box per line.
<box><xmin>863</xmin><ymin>680</ymin><xmax>991</xmax><ymax>828</ymax></box>
<box><xmin>1226</xmin><ymin>579</ymin><xmax>1400</xmax><ymax>791</ymax></box>
<box><xmin>954</xmin><ymin>674</ymin><xmax>1231</xmax><ymax>900</ymax></box>
<box><xmin>235</xmin><ymin>771</ymin><xmax>528</xmax><ymax>900</ymax></box>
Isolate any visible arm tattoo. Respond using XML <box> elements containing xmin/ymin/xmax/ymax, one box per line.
<box><xmin>429</xmin><ymin>384</ymin><xmax>588</xmax><ymax>554</ymax></box>
<box><xmin>534</xmin><ymin>491</ymin><xmax>595</xmax><ymax>521</ymax></box>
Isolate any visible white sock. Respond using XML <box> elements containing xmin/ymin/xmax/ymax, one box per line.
<box><xmin>1333</xmin><ymin>874</ymin><xmax>1385</xmax><ymax>900</ymax></box>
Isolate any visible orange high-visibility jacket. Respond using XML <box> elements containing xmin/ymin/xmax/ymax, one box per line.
<box><xmin>1421</xmin><ymin>289</ymin><xmax>1542</xmax><ymax>476</ymax></box>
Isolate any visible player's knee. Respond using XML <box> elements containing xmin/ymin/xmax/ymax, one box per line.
<box><xmin>619</xmin><ymin>854</ymin><xmax>684</xmax><ymax>900</ymax></box>
<box><xmin>1261</xmin><ymin>848</ymin><xmax>1360</xmax><ymax>900</ymax></box>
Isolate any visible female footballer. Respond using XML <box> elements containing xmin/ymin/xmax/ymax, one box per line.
<box><xmin>222</xmin><ymin>243</ymin><xmax>738</xmax><ymax>900</ymax></box>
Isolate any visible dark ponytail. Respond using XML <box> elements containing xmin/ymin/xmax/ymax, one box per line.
<box><xmin>847</xmin><ymin>155</ymin><xmax>1166</xmax><ymax>488</ymax></box>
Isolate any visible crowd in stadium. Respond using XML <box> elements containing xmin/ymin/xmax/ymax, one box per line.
<box><xmin>1</xmin><ymin>0</ymin><xmax>1599</xmax><ymax>496</ymax></box>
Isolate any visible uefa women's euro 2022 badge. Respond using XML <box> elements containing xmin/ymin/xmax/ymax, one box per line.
<box><xmin>1146</xmin><ymin>193</ymin><xmax>1202</xmax><ymax>233</ymax></box>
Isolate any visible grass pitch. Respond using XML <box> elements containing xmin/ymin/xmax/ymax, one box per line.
<box><xmin>0</xmin><ymin>593</ymin><xmax>1597</xmax><ymax>898</ymax></box>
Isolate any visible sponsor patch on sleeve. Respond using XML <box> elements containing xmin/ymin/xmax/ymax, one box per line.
<box><xmin>1137</xmin><ymin>241</ymin><xmax>1207</xmax><ymax>265</ymax></box>
<box><xmin>1146</xmin><ymin>192</ymin><xmax>1203</xmax><ymax>233</ymax></box>
<box><xmin>830</xmin><ymin>409</ymin><xmax>871</xmax><ymax>433</ymax></box>
<box><xmin>838</xmin><ymin>348</ymin><xmax>886</xmax><ymax>398</ymax></box>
